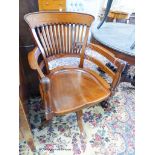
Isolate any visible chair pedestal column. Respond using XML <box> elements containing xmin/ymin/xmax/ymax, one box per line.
<box><xmin>76</xmin><ymin>110</ymin><xmax>84</xmax><ymax>133</ymax></box>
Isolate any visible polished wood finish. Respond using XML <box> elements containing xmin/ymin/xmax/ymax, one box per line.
<box><xmin>38</xmin><ymin>0</ymin><xmax>66</xmax><ymax>11</ymax></box>
<box><xmin>108</xmin><ymin>11</ymin><xmax>128</xmax><ymax>21</ymax></box>
<box><xmin>79</xmin><ymin>27</ymin><xmax>89</xmax><ymax>68</ymax></box>
<box><xmin>47</xmin><ymin>67</ymin><xmax>111</xmax><ymax>115</ymax></box>
<box><xmin>24</xmin><ymin>12</ymin><xmax>94</xmax><ymax>28</ymax></box>
<box><xmin>40</xmin><ymin>77</ymin><xmax>53</xmax><ymax>120</ymax></box>
<box><xmin>19</xmin><ymin>99</ymin><xmax>35</xmax><ymax>151</ymax></box>
<box><xmin>20</xmin><ymin>0</ymin><xmax>40</xmax><ymax>97</ymax></box>
<box><xmin>25</xmin><ymin>12</ymin><xmax>94</xmax><ymax>72</ymax></box>
<box><xmin>76</xmin><ymin>110</ymin><xmax>83</xmax><ymax>133</ymax></box>
<box><xmin>25</xmin><ymin>12</ymin><xmax>124</xmax><ymax>132</ymax></box>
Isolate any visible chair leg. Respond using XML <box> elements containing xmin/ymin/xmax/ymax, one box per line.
<box><xmin>76</xmin><ymin>110</ymin><xmax>84</xmax><ymax>133</ymax></box>
<box><xmin>27</xmin><ymin>139</ymin><xmax>36</xmax><ymax>152</ymax></box>
<box><xmin>100</xmin><ymin>100</ymin><xmax>109</xmax><ymax>109</ymax></box>
<box><xmin>39</xmin><ymin>115</ymin><xmax>53</xmax><ymax>130</ymax></box>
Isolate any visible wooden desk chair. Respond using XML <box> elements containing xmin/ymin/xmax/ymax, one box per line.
<box><xmin>24</xmin><ymin>12</ymin><xmax>125</xmax><ymax>132</ymax></box>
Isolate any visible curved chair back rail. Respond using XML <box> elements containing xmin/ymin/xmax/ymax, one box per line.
<box><xmin>24</xmin><ymin>12</ymin><xmax>95</xmax><ymax>28</ymax></box>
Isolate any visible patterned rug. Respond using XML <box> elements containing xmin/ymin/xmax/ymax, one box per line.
<box><xmin>19</xmin><ymin>48</ymin><xmax>135</xmax><ymax>155</ymax></box>
<box><xmin>19</xmin><ymin>82</ymin><xmax>134</xmax><ymax>155</ymax></box>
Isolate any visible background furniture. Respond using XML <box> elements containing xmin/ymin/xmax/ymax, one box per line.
<box><xmin>128</xmin><ymin>12</ymin><xmax>135</xmax><ymax>24</ymax></box>
<box><xmin>19</xmin><ymin>0</ymin><xmax>40</xmax><ymax>98</ymax></box>
<box><xmin>24</xmin><ymin>12</ymin><xmax>125</xmax><ymax>132</ymax></box>
<box><xmin>91</xmin><ymin>19</ymin><xmax>135</xmax><ymax>86</ymax></box>
<box><xmin>99</xmin><ymin>10</ymin><xmax>128</xmax><ymax>23</ymax></box>
<box><xmin>91</xmin><ymin>37</ymin><xmax>135</xmax><ymax>65</ymax></box>
<box><xmin>38</xmin><ymin>0</ymin><xmax>66</xmax><ymax>11</ymax></box>
<box><xmin>91</xmin><ymin>22</ymin><xmax>135</xmax><ymax>65</ymax></box>
<box><xmin>108</xmin><ymin>11</ymin><xmax>128</xmax><ymax>21</ymax></box>
<box><xmin>19</xmin><ymin>99</ymin><xmax>35</xmax><ymax>151</ymax></box>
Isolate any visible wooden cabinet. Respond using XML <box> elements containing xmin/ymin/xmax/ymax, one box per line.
<box><xmin>38</xmin><ymin>0</ymin><xmax>66</xmax><ymax>11</ymax></box>
<box><xmin>20</xmin><ymin>0</ymin><xmax>40</xmax><ymax>98</ymax></box>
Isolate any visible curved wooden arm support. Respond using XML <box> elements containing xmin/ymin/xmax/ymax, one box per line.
<box><xmin>111</xmin><ymin>63</ymin><xmax>125</xmax><ymax>91</ymax></box>
<box><xmin>40</xmin><ymin>77</ymin><xmax>53</xmax><ymax>120</ymax></box>
<box><xmin>28</xmin><ymin>47</ymin><xmax>45</xmax><ymax>79</ymax></box>
<box><xmin>40</xmin><ymin>77</ymin><xmax>50</xmax><ymax>92</ymax></box>
<box><xmin>87</xmin><ymin>43</ymin><xmax>125</xmax><ymax>91</ymax></box>
<box><xmin>87</xmin><ymin>43</ymin><xmax>120</xmax><ymax>67</ymax></box>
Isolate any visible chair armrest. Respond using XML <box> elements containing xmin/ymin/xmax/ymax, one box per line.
<box><xmin>40</xmin><ymin>77</ymin><xmax>50</xmax><ymax>93</ymax></box>
<box><xmin>28</xmin><ymin>47</ymin><xmax>45</xmax><ymax>78</ymax></box>
<box><xmin>40</xmin><ymin>77</ymin><xmax>53</xmax><ymax>120</ymax></box>
<box><xmin>87</xmin><ymin>43</ymin><xmax>125</xmax><ymax>91</ymax></box>
<box><xmin>87</xmin><ymin>43</ymin><xmax>117</xmax><ymax>65</ymax></box>
<box><xmin>111</xmin><ymin>62</ymin><xmax>125</xmax><ymax>91</ymax></box>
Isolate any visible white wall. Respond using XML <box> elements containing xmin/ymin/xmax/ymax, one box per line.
<box><xmin>66</xmin><ymin>0</ymin><xmax>104</xmax><ymax>19</ymax></box>
<box><xmin>66</xmin><ymin>0</ymin><xmax>135</xmax><ymax>20</ymax></box>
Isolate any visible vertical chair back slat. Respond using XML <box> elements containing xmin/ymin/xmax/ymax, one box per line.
<box><xmin>64</xmin><ymin>25</ymin><xmax>67</xmax><ymax>53</ymax></box>
<box><xmin>67</xmin><ymin>24</ymin><xmax>70</xmax><ymax>53</ymax></box>
<box><xmin>42</xmin><ymin>26</ymin><xmax>50</xmax><ymax>55</ymax></box>
<box><xmin>25</xmin><ymin>12</ymin><xmax>94</xmax><ymax>68</ymax></box>
<box><xmin>59</xmin><ymin>24</ymin><xmax>63</xmax><ymax>54</ymax></box>
<box><xmin>76</xmin><ymin>24</ymin><xmax>80</xmax><ymax>53</ymax></box>
<box><xmin>70</xmin><ymin>24</ymin><xmax>73</xmax><ymax>53</ymax></box>
<box><xmin>80</xmin><ymin>25</ymin><xmax>84</xmax><ymax>42</ymax></box>
<box><xmin>59</xmin><ymin>24</ymin><xmax>63</xmax><ymax>53</ymax></box>
<box><xmin>36</xmin><ymin>27</ymin><xmax>48</xmax><ymax>57</ymax></box>
<box><xmin>49</xmin><ymin>25</ymin><xmax>56</xmax><ymax>55</ymax></box>
<box><xmin>56</xmin><ymin>24</ymin><xmax>61</xmax><ymax>53</ymax></box>
<box><xmin>73</xmin><ymin>24</ymin><xmax>77</xmax><ymax>53</ymax></box>
<box><xmin>79</xmin><ymin>27</ymin><xmax>90</xmax><ymax>68</ymax></box>
<box><xmin>32</xmin><ymin>28</ymin><xmax>49</xmax><ymax>72</ymax></box>
<box><xmin>53</xmin><ymin>25</ymin><xmax>58</xmax><ymax>54</ymax></box>
<box><xmin>45</xmin><ymin>25</ymin><xmax>53</xmax><ymax>55</ymax></box>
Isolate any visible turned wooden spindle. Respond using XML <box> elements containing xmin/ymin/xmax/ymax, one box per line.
<box><xmin>111</xmin><ymin>62</ymin><xmax>125</xmax><ymax>91</ymax></box>
<box><xmin>76</xmin><ymin>110</ymin><xmax>84</xmax><ymax>133</ymax></box>
<box><xmin>40</xmin><ymin>76</ymin><xmax>50</xmax><ymax>92</ymax></box>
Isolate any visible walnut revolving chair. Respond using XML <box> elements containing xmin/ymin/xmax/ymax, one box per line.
<box><xmin>24</xmin><ymin>12</ymin><xmax>125</xmax><ymax>132</ymax></box>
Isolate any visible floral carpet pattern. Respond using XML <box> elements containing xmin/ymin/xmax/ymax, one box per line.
<box><xmin>19</xmin><ymin>48</ymin><xmax>135</xmax><ymax>155</ymax></box>
<box><xmin>19</xmin><ymin>82</ymin><xmax>134</xmax><ymax>155</ymax></box>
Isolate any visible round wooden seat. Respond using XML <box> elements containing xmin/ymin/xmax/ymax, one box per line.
<box><xmin>48</xmin><ymin>67</ymin><xmax>111</xmax><ymax>115</ymax></box>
